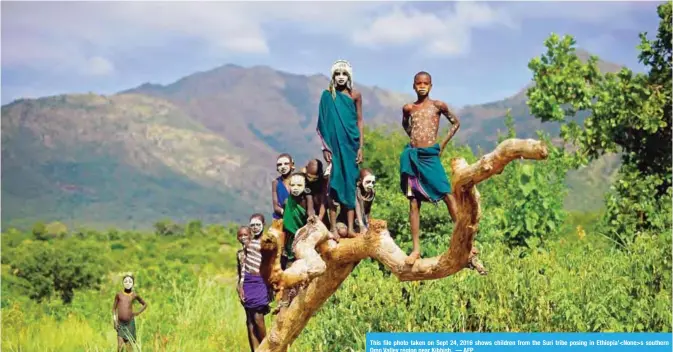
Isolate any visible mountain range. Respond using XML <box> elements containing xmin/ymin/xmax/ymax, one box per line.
<box><xmin>1</xmin><ymin>49</ymin><xmax>621</xmax><ymax>230</ymax></box>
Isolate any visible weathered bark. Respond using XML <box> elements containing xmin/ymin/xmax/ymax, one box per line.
<box><xmin>257</xmin><ymin>138</ymin><xmax>549</xmax><ymax>352</ymax></box>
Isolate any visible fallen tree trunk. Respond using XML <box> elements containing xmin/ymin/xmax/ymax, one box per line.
<box><xmin>257</xmin><ymin>138</ymin><xmax>549</xmax><ymax>352</ymax></box>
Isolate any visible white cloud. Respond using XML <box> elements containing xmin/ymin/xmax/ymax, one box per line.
<box><xmin>352</xmin><ymin>2</ymin><xmax>514</xmax><ymax>57</ymax></box>
<box><xmin>0</xmin><ymin>1</ymin><xmax>654</xmax><ymax>78</ymax></box>
<box><xmin>500</xmin><ymin>1</ymin><xmax>644</xmax><ymax>29</ymax></box>
<box><xmin>1</xmin><ymin>1</ymin><xmax>384</xmax><ymax>73</ymax></box>
<box><xmin>83</xmin><ymin>56</ymin><xmax>115</xmax><ymax>76</ymax></box>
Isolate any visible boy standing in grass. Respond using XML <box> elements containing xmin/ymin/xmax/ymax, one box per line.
<box><xmin>236</xmin><ymin>225</ymin><xmax>251</xmax><ymax>304</ymax></box>
<box><xmin>240</xmin><ymin>214</ymin><xmax>272</xmax><ymax>351</ymax></box>
<box><xmin>113</xmin><ymin>274</ymin><xmax>147</xmax><ymax>352</ymax></box>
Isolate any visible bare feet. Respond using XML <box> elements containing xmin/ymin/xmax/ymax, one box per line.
<box><xmin>347</xmin><ymin>230</ymin><xmax>359</xmax><ymax>238</ymax></box>
<box><xmin>405</xmin><ymin>251</ymin><xmax>421</xmax><ymax>265</ymax></box>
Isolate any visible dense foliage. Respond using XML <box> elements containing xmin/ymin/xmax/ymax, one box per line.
<box><xmin>526</xmin><ymin>2</ymin><xmax>672</xmax><ymax>245</ymax></box>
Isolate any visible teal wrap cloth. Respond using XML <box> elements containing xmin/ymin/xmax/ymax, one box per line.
<box><xmin>400</xmin><ymin>143</ymin><xmax>452</xmax><ymax>202</ymax></box>
<box><xmin>317</xmin><ymin>89</ymin><xmax>360</xmax><ymax>210</ymax></box>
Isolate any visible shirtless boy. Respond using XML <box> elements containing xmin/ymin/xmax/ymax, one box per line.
<box><xmin>400</xmin><ymin>71</ymin><xmax>460</xmax><ymax>265</ymax></box>
<box><xmin>303</xmin><ymin>159</ymin><xmax>327</xmax><ymax>224</ymax></box>
<box><xmin>112</xmin><ymin>274</ymin><xmax>147</xmax><ymax>351</ymax></box>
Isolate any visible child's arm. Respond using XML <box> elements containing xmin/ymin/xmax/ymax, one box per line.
<box><xmin>317</xmin><ymin>194</ymin><xmax>326</xmax><ymax>221</ymax></box>
<box><xmin>436</xmin><ymin>101</ymin><xmax>460</xmax><ymax>154</ymax></box>
<box><xmin>355</xmin><ymin>195</ymin><xmax>365</xmax><ymax>231</ymax></box>
<box><xmin>133</xmin><ymin>294</ymin><xmax>148</xmax><ymax>316</ymax></box>
<box><xmin>355</xmin><ymin>91</ymin><xmax>364</xmax><ymax>164</ymax></box>
<box><xmin>238</xmin><ymin>249</ymin><xmax>246</xmax><ymax>301</ymax></box>
<box><xmin>402</xmin><ymin>104</ymin><xmax>412</xmax><ymax>137</ymax></box>
<box><xmin>271</xmin><ymin>180</ymin><xmax>284</xmax><ymax>216</ymax></box>
<box><xmin>306</xmin><ymin>195</ymin><xmax>315</xmax><ymax>218</ymax></box>
<box><xmin>279</xmin><ymin>231</ymin><xmax>287</xmax><ymax>258</ymax></box>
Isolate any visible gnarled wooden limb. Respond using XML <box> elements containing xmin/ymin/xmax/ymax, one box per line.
<box><xmin>257</xmin><ymin>138</ymin><xmax>548</xmax><ymax>352</ymax></box>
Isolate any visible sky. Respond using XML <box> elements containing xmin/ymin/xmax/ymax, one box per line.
<box><xmin>1</xmin><ymin>1</ymin><xmax>664</xmax><ymax>108</ymax></box>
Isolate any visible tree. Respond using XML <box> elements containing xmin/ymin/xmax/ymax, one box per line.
<box><xmin>11</xmin><ymin>239</ymin><xmax>107</xmax><ymax>303</ymax></box>
<box><xmin>32</xmin><ymin>222</ymin><xmax>47</xmax><ymax>240</ymax></box>
<box><xmin>255</xmin><ymin>138</ymin><xmax>548</xmax><ymax>351</ymax></box>
<box><xmin>45</xmin><ymin>221</ymin><xmax>68</xmax><ymax>238</ymax></box>
<box><xmin>154</xmin><ymin>218</ymin><xmax>183</xmax><ymax>236</ymax></box>
<box><xmin>185</xmin><ymin>219</ymin><xmax>204</xmax><ymax>236</ymax></box>
<box><xmin>526</xmin><ymin>2</ymin><xmax>672</xmax><ymax>244</ymax></box>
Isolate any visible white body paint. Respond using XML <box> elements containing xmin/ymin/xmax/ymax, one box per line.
<box><xmin>289</xmin><ymin>175</ymin><xmax>306</xmax><ymax>196</ymax></box>
<box><xmin>334</xmin><ymin>71</ymin><xmax>349</xmax><ymax>86</ymax></box>
<box><xmin>123</xmin><ymin>276</ymin><xmax>134</xmax><ymax>290</ymax></box>
<box><xmin>249</xmin><ymin>218</ymin><xmax>264</xmax><ymax>235</ymax></box>
<box><xmin>362</xmin><ymin>175</ymin><xmax>376</xmax><ymax>191</ymax></box>
<box><xmin>277</xmin><ymin>157</ymin><xmax>292</xmax><ymax>175</ymax></box>
<box><xmin>330</xmin><ymin>60</ymin><xmax>353</xmax><ymax>90</ymax></box>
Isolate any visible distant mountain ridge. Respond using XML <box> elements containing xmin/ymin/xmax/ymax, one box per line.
<box><xmin>1</xmin><ymin>49</ymin><xmax>622</xmax><ymax>229</ymax></box>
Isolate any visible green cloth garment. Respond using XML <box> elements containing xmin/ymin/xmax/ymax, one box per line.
<box><xmin>400</xmin><ymin>143</ymin><xmax>452</xmax><ymax>202</ymax></box>
<box><xmin>282</xmin><ymin>196</ymin><xmax>307</xmax><ymax>261</ymax></box>
<box><xmin>317</xmin><ymin>89</ymin><xmax>360</xmax><ymax>210</ymax></box>
<box><xmin>117</xmin><ymin>318</ymin><xmax>136</xmax><ymax>343</ymax></box>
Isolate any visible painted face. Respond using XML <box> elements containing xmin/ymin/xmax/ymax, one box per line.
<box><xmin>276</xmin><ymin>157</ymin><xmax>292</xmax><ymax>176</ymax></box>
<box><xmin>123</xmin><ymin>276</ymin><xmax>134</xmax><ymax>290</ymax></box>
<box><xmin>249</xmin><ymin>218</ymin><xmax>263</xmax><ymax>236</ymax></box>
<box><xmin>362</xmin><ymin>174</ymin><xmax>376</xmax><ymax>191</ymax></box>
<box><xmin>334</xmin><ymin>70</ymin><xmax>350</xmax><ymax>87</ymax></box>
<box><xmin>289</xmin><ymin>175</ymin><xmax>306</xmax><ymax>196</ymax></box>
<box><xmin>413</xmin><ymin>75</ymin><xmax>432</xmax><ymax>96</ymax></box>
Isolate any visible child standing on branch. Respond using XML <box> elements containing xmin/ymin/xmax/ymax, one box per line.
<box><xmin>317</xmin><ymin>59</ymin><xmax>364</xmax><ymax>239</ymax></box>
<box><xmin>400</xmin><ymin>71</ymin><xmax>460</xmax><ymax>265</ymax></box>
<box><xmin>271</xmin><ymin>153</ymin><xmax>294</xmax><ymax>222</ymax></box>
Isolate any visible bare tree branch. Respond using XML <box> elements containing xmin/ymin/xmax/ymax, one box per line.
<box><xmin>257</xmin><ymin>138</ymin><xmax>549</xmax><ymax>352</ymax></box>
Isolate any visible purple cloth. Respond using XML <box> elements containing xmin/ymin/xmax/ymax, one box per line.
<box><xmin>242</xmin><ymin>274</ymin><xmax>270</xmax><ymax>311</ymax></box>
<box><xmin>407</xmin><ymin>175</ymin><xmax>431</xmax><ymax>201</ymax></box>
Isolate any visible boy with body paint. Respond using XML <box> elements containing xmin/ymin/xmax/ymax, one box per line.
<box><xmin>271</xmin><ymin>153</ymin><xmax>294</xmax><ymax>222</ymax></box>
<box><xmin>355</xmin><ymin>168</ymin><xmax>377</xmax><ymax>233</ymax></box>
<box><xmin>280</xmin><ymin>172</ymin><xmax>315</xmax><ymax>268</ymax></box>
<box><xmin>112</xmin><ymin>274</ymin><xmax>147</xmax><ymax>352</ymax></box>
<box><xmin>240</xmin><ymin>214</ymin><xmax>272</xmax><ymax>352</ymax></box>
<box><xmin>400</xmin><ymin>71</ymin><xmax>460</xmax><ymax>265</ymax></box>
<box><xmin>317</xmin><ymin>59</ymin><xmax>364</xmax><ymax>239</ymax></box>
<box><xmin>275</xmin><ymin>172</ymin><xmax>315</xmax><ymax>311</ymax></box>
<box><xmin>302</xmin><ymin>159</ymin><xmax>328</xmax><ymax>225</ymax></box>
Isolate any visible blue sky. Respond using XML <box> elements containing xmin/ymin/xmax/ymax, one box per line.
<box><xmin>1</xmin><ymin>1</ymin><xmax>663</xmax><ymax>107</ymax></box>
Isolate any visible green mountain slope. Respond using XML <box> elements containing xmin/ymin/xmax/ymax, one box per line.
<box><xmin>122</xmin><ymin>64</ymin><xmax>413</xmax><ymax>165</ymax></box>
<box><xmin>1</xmin><ymin>94</ymin><xmax>264</xmax><ymax>230</ymax></box>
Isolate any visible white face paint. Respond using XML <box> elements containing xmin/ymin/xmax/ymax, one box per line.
<box><xmin>334</xmin><ymin>70</ymin><xmax>350</xmax><ymax>87</ymax></box>
<box><xmin>249</xmin><ymin>218</ymin><xmax>263</xmax><ymax>235</ymax></box>
<box><xmin>289</xmin><ymin>175</ymin><xmax>306</xmax><ymax>196</ymax></box>
<box><xmin>362</xmin><ymin>174</ymin><xmax>376</xmax><ymax>191</ymax></box>
<box><xmin>276</xmin><ymin>157</ymin><xmax>292</xmax><ymax>175</ymax></box>
<box><xmin>123</xmin><ymin>276</ymin><xmax>134</xmax><ymax>290</ymax></box>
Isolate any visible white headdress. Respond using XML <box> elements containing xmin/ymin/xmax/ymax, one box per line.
<box><xmin>329</xmin><ymin>59</ymin><xmax>353</xmax><ymax>97</ymax></box>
